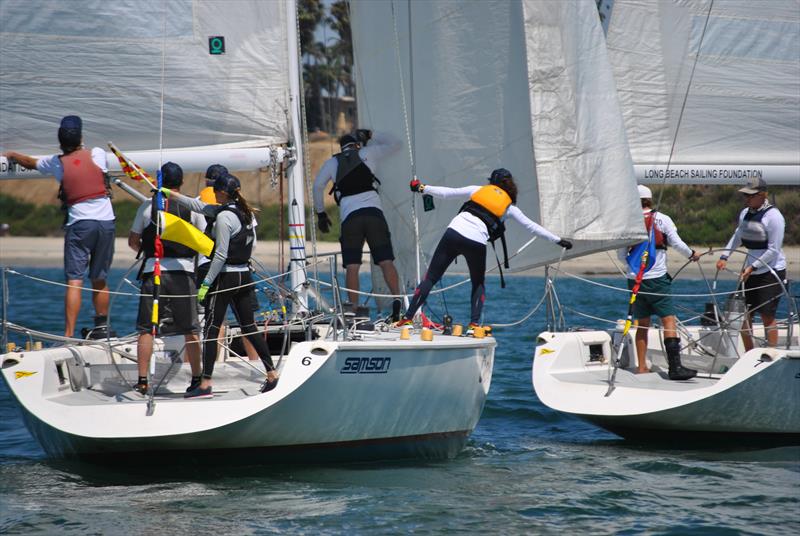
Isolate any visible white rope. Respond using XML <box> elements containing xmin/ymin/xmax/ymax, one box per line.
<box><xmin>390</xmin><ymin>0</ymin><xmax>422</xmax><ymax>284</ymax></box>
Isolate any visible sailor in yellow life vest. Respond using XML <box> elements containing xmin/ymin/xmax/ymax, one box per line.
<box><xmin>397</xmin><ymin>168</ymin><xmax>571</xmax><ymax>331</ymax></box>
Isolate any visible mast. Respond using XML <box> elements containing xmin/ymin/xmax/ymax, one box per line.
<box><xmin>285</xmin><ymin>0</ymin><xmax>308</xmax><ymax>312</ymax></box>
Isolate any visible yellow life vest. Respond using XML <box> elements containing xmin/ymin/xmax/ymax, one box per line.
<box><xmin>469</xmin><ymin>185</ymin><xmax>512</xmax><ymax>217</ymax></box>
<box><xmin>199</xmin><ymin>186</ymin><xmax>217</xmax><ymax>204</ymax></box>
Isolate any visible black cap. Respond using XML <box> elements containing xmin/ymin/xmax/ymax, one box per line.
<box><xmin>57</xmin><ymin>116</ymin><xmax>83</xmax><ymax>149</ymax></box>
<box><xmin>339</xmin><ymin>134</ymin><xmax>357</xmax><ymax>150</ymax></box>
<box><xmin>205</xmin><ymin>164</ymin><xmax>229</xmax><ymax>184</ymax></box>
<box><xmin>489</xmin><ymin>168</ymin><xmax>512</xmax><ymax>184</ymax></box>
<box><xmin>160</xmin><ymin>162</ymin><xmax>183</xmax><ymax>188</ymax></box>
<box><xmin>213</xmin><ymin>173</ymin><xmax>241</xmax><ymax>196</ymax></box>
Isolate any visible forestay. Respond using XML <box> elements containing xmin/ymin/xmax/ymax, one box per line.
<box><xmin>349</xmin><ymin>0</ymin><xmax>643</xmax><ymax>288</ymax></box>
<box><xmin>0</xmin><ymin>0</ymin><xmax>291</xmax><ymax>173</ymax></box>
<box><xmin>606</xmin><ymin>0</ymin><xmax>800</xmax><ymax>184</ymax></box>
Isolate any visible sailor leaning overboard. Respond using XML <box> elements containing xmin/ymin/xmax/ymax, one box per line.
<box><xmin>162</xmin><ymin>174</ymin><xmax>278</xmax><ymax>398</ymax></box>
<box><xmin>3</xmin><ymin>115</ymin><xmax>115</xmax><ymax>339</ymax></box>
<box><xmin>716</xmin><ymin>177</ymin><xmax>787</xmax><ymax>350</ymax></box>
<box><xmin>399</xmin><ymin>168</ymin><xmax>571</xmax><ymax>331</ymax></box>
<box><xmin>313</xmin><ymin>129</ymin><xmax>404</xmax><ymax>319</ymax></box>
<box><xmin>128</xmin><ymin>162</ymin><xmax>203</xmax><ymax>395</ymax></box>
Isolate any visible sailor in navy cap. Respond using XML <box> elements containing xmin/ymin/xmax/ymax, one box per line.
<box><xmin>3</xmin><ymin>115</ymin><xmax>116</xmax><ymax>339</ymax></box>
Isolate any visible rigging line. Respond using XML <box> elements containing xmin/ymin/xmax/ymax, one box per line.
<box><xmin>158</xmin><ymin>0</ymin><xmax>168</xmax><ymax>167</ymax></box>
<box><xmin>390</xmin><ymin>0</ymin><xmax>422</xmax><ymax>284</ymax></box>
<box><xmin>653</xmin><ymin>0</ymin><xmax>715</xmax><ymax>213</ymax></box>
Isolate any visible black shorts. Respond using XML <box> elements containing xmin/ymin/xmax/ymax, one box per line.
<box><xmin>137</xmin><ymin>271</ymin><xmax>200</xmax><ymax>335</ymax></box>
<box><xmin>339</xmin><ymin>207</ymin><xmax>395</xmax><ymax>267</ymax></box>
<box><xmin>744</xmin><ymin>269</ymin><xmax>786</xmax><ymax>317</ymax></box>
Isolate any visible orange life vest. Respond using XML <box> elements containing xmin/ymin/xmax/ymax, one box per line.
<box><xmin>60</xmin><ymin>149</ymin><xmax>107</xmax><ymax>206</ymax></box>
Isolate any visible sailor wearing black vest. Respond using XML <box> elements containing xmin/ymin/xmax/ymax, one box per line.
<box><xmin>717</xmin><ymin>178</ymin><xmax>787</xmax><ymax>350</ymax></box>
<box><xmin>163</xmin><ymin>173</ymin><xmax>279</xmax><ymax>398</ymax></box>
<box><xmin>398</xmin><ymin>169</ymin><xmax>570</xmax><ymax>331</ymax></box>
<box><xmin>313</xmin><ymin>130</ymin><xmax>404</xmax><ymax>318</ymax></box>
<box><xmin>128</xmin><ymin>162</ymin><xmax>204</xmax><ymax>395</ymax></box>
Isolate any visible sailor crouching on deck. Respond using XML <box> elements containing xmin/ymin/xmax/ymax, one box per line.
<box><xmin>162</xmin><ymin>173</ymin><xmax>279</xmax><ymax>399</ymax></box>
<box><xmin>128</xmin><ymin>162</ymin><xmax>203</xmax><ymax>395</ymax></box>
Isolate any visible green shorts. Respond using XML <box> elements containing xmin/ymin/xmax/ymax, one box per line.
<box><xmin>629</xmin><ymin>274</ymin><xmax>675</xmax><ymax>319</ymax></box>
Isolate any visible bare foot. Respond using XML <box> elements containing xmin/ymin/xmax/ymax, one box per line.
<box><xmin>636</xmin><ymin>368</ymin><xmax>651</xmax><ymax>374</ymax></box>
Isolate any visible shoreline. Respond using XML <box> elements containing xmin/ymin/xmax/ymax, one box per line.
<box><xmin>0</xmin><ymin>236</ymin><xmax>797</xmax><ymax>280</ymax></box>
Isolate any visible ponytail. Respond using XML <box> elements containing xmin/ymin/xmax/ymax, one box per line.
<box><xmin>231</xmin><ymin>190</ymin><xmax>258</xmax><ymax>222</ymax></box>
<box><xmin>498</xmin><ymin>177</ymin><xmax>518</xmax><ymax>204</ymax></box>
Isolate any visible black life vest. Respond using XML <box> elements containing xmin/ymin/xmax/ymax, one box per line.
<box><xmin>329</xmin><ymin>149</ymin><xmax>380</xmax><ymax>204</ymax></box>
<box><xmin>140</xmin><ymin>198</ymin><xmax>196</xmax><ymax>260</ymax></box>
<box><xmin>740</xmin><ymin>205</ymin><xmax>774</xmax><ymax>249</ymax></box>
<box><xmin>209</xmin><ymin>204</ymin><xmax>255</xmax><ymax>265</ymax></box>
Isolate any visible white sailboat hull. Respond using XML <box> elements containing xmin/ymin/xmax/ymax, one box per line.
<box><xmin>533</xmin><ymin>329</ymin><xmax>800</xmax><ymax>439</ymax></box>
<box><xmin>1</xmin><ymin>333</ymin><xmax>495</xmax><ymax>461</ymax></box>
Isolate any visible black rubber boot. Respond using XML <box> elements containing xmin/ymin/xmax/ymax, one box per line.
<box><xmin>665</xmin><ymin>337</ymin><xmax>696</xmax><ymax>380</ymax></box>
<box><xmin>390</xmin><ymin>299</ymin><xmax>402</xmax><ymax>322</ymax></box>
<box><xmin>86</xmin><ymin>315</ymin><xmax>117</xmax><ymax>340</ymax></box>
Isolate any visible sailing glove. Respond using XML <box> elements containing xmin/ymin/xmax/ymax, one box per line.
<box><xmin>410</xmin><ymin>179</ymin><xmax>424</xmax><ymax>192</ymax></box>
<box><xmin>557</xmin><ymin>239</ymin><xmax>573</xmax><ymax>250</ymax></box>
<box><xmin>317</xmin><ymin>211</ymin><xmax>332</xmax><ymax>234</ymax></box>
<box><xmin>197</xmin><ymin>284</ymin><xmax>209</xmax><ymax>302</ymax></box>
<box><xmin>356</xmin><ymin>129</ymin><xmax>372</xmax><ymax>145</ymax></box>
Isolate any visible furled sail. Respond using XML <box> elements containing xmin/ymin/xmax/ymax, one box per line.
<box><xmin>606</xmin><ymin>0</ymin><xmax>800</xmax><ymax>184</ymax></box>
<box><xmin>349</xmin><ymin>0</ymin><xmax>644</xmax><ymax>286</ymax></box>
<box><xmin>0</xmin><ymin>0</ymin><xmax>291</xmax><ymax>176</ymax></box>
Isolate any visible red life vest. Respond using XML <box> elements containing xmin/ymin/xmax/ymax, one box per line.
<box><xmin>60</xmin><ymin>149</ymin><xmax>107</xmax><ymax>206</ymax></box>
<box><xmin>643</xmin><ymin>210</ymin><xmax>667</xmax><ymax>250</ymax></box>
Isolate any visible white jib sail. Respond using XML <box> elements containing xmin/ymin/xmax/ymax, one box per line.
<box><xmin>606</xmin><ymin>0</ymin><xmax>800</xmax><ymax>185</ymax></box>
<box><xmin>0</xmin><ymin>0</ymin><xmax>291</xmax><ymax>176</ymax></box>
<box><xmin>349</xmin><ymin>0</ymin><xmax>644</xmax><ymax>287</ymax></box>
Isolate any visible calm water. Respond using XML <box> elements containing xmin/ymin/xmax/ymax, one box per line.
<box><xmin>1</xmin><ymin>267</ymin><xmax>798</xmax><ymax>534</ymax></box>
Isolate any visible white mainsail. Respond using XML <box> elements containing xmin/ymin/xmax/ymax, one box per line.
<box><xmin>0</xmin><ymin>0</ymin><xmax>291</xmax><ymax>175</ymax></box>
<box><xmin>349</xmin><ymin>0</ymin><xmax>644</xmax><ymax>286</ymax></box>
<box><xmin>606</xmin><ymin>0</ymin><xmax>800</xmax><ymax>184</ymax></box>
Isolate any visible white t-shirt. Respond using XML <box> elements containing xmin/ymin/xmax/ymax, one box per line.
<box><xmin>312</xmin><ymin>132</ymin><xmax>400</xmax><ymax>222</ymax></box>
<box><xmin>423</xmin><ymin>185</ymin><xmax>562</xmax><ymax>245</ymax></box>
<box><xmin>36</xmin><ymin>147</ymin><xmax>114</xmax><ymax>225</ymax></box>
<box><xmin>131</xmin><ymin>198</ymin><xmax>206</xmax><ymax>273</ymax></box>
<box><xmin>617</xmin><ymin>209</ymin><xmax>694</xmax><ymax>280</ymax></box>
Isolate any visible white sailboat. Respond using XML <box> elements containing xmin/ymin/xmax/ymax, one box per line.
<box><xmin>533</xmin><ymin>0</ymin><xmax>800</xmax><ymax>439</ymax></box>
<box><xmin>0</xmin><ymin>0</ymin><xmax>496</xmax><ymax>461</ymax></box>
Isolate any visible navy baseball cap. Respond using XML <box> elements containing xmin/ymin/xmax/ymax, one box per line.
<box><xmin>205</xmin><ymin>164</ymin><xmax>229</xmax><ymax>184</ymax></box>
<box><xmin>60</xmin><ymin>115</ymin><xmax>82</xmax><ymax>131</ymax></box>
<box><xmin>489</xmin><ymin>168</ymin><xmax>512</xmax><ymax>184</ymax></box>
<box><xmin>213</xmin><ymin>173</ymin><xmax>241</xmax><ymax>195</ymax></box>
<box><xmin>161</xmin><ymin>162</ymin><xmax>184</xmax><ymax>188</ymax></box>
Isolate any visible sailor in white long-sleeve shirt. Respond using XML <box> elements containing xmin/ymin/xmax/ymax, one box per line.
<box><xmin>397</xmin><ymin>168</ymin><xmax>571</xmax><ymax>331</ymax></box>
<box><xmin>617</xmin><ymin>185</ymin><xmax>699</xmax><ymax>380</ymax></box>
<box><xmin>716</xmin><ymin>178</ymin><xmax>787</xmax><ymax>350</ymax></box>
<box><xmin>313</xmin><ymin>129</ymin><xmax>403</xmax><ymax>318</ymax></box>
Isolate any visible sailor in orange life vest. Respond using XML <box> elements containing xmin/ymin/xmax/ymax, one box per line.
<box><xmin>3</xmin><ymin>115</ymin><xmax>116</xmax><ymax>339</ymax></box>
<box><xmin>313</xmin><ymin>129</ymin><xmax>404</xmax><ymax>319</ymax></box>
<box><xmin>397</xmin><ymin>169</ymin><xmax>572</xmax><ymax>331</ymax></box>
<box><xmin>160</xmin><ymin>173</ymin><xmax>278</xmax><ymax>398</ymax></box>
<box><xmin>716</xmin><ymin>177</ymin><xmax>787</xmax><ymax>350</ymax></box>
<box><xmin>128</xmin><ymin>162</ymin><xmax>204</xmax><ymax>395</ymax></box>
<box><xmin>617</xmin><ymin>185</ymin><xmax>700</xmax><ymax>380</ymax></box>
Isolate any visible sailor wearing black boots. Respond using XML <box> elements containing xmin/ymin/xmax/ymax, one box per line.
<box><xmin>618</xmin><ymin>185</ymin><xmax>699</xmax><ymax>381</ymax></box>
